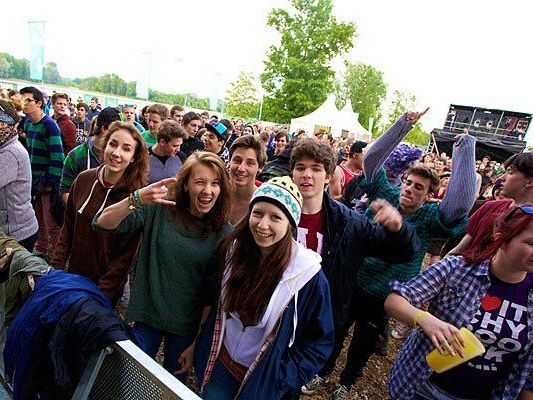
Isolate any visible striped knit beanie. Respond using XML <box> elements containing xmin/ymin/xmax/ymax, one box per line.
<box><xmin>250</xmin><ymin>176</ymin><xmax>303</xmax><ymax>228</ymax></box>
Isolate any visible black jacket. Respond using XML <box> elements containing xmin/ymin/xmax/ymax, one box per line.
<box><xmin>319</xmin><ymin>194</ymin><xmax>419</xmax><ymax>329</ymax></box>
<box><xmin>49</xmin><ymin>297</ymin><xmax>141</xmax><ymax>399</ymax></box>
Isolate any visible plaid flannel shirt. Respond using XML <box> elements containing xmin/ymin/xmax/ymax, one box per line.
<box><xmin>388</xmin><ymin>256</ymin><xmax>533</xmax><ymax>400</ymax></box>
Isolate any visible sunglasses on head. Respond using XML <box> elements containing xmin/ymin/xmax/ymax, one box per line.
<box><xmin>504</xmin><ymin>205</ymin><xmax>533</xmax><ymax>222</ymax></box>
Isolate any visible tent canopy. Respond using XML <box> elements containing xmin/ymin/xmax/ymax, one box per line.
<box><xmin>289</xmin><ymin>95</ymin><xmax>371</xmax><ymax>142</ymax></box>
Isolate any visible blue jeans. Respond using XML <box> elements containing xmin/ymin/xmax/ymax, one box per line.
<box><xmin>203</xmin><ymin>360</ymin><xmax>240</xmax><ymax>400</ymax></box>
<box><xmin>134</xmin><ymin>322</ymin><xmax>194</xmax><ymax>382</ymax></box>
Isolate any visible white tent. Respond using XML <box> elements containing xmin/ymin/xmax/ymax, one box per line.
<box><xmin>289</xmin><ymin>95</ymin><xmax>371</xmax><ymax>142</ymax></box>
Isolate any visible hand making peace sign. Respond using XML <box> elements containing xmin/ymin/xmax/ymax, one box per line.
<box><xmin>138</xmin><ymin>177</ymin><xmax>177</xmax><ymax>207</ymax></box>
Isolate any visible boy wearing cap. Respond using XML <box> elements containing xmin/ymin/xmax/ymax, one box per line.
<box><xmin>289</xmin><ymin>138</ymin><xmax>420</xmax><ymax>397</ymax></box>
<box><xmin>329</xmin><ymin>140</ymin><xmax>367</xmax><ymax>200</ymax></box>
<box><xmin>204</xmin><ymin>121</ymin><xmax>229</xmax><ymax>166</ymax></box>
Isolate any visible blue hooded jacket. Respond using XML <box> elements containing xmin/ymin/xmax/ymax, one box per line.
<box><xmin>194</xmin><ymin>269</ymin><xmax>334</xmax><ymax>400</ymax></box>
<box><xmin>4</xmin><ymin>269</ymin><xmax>111</xmax><ymax>400</ymax></box>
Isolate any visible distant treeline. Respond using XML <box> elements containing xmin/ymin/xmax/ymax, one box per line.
<box><xmin>0</xmin><ymin>52</ymin><xmax>220</xmax><ymax>110</ymax></box>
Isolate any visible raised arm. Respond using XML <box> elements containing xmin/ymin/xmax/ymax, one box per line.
<box><xmin>439</xmin><ymin>132</ymin><xmax>477</xmax><ymax>226</ymax></box>
<box><xmin>94</xmin><ymin>177</ymin><xmax>176</xmax><ymax>230</ymax></box>
<box><xmin>363</xmin><ymin>108</ymin><xmax>428</xmax><ymax>182</ymax></box>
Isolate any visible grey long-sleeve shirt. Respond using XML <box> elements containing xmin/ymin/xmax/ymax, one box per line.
<box><xmin>363</xmin><ymin>114</ymin><xmax>477</xmax><ymax>225</ymax></box>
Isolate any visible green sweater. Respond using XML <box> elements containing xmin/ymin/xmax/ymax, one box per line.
<box><xmin>141</xmin><ymin>130</ymin><xmax>157</xmax><ymax>147</ymax></box>
<box><xmin>24</xmin><ymin>115</ymin><xmax>65</xmax><ymax>185</ymax></box>
<box><xmin>94</xmin><ymin>205</ymin><xmax>230</xmax><ymax>337</ymax></box>
<box><xmin>356</xmin><ymin>169</ymin><xmax>466</xmax><ymax>300</ymax></box>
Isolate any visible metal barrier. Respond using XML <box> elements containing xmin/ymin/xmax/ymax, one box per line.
<box><xmin>72</xmin><ymin>340</ymin><xmax>201</xmax><ymax>400</ymax></box>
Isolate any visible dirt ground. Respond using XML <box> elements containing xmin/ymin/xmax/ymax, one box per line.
<box><xmin>303</xmin><ymin>326</ymin><xmax>404</xmax><ymax>400</ymax></box>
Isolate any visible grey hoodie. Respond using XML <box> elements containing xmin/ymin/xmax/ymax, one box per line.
<box><xmin>0</xmin><ymin>137</ymin><xmax>38</xmax><ymax>241</ymax></box>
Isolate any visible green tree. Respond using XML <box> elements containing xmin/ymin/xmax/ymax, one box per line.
<box><xmin>338</xmin><ymin>61</ymin><xmax>387</xmax><ymax>133</ymax></box>
<box><xmin>404</xmin><ymin>123</ymin><xmax>430</xmax><ymax>147</ymax></box>
<box><xmin>387</xmin><ymin>89</ymin><xmax>416</xmax><ymax>126</ymax></box>
<box><xmin>99</xmin><ymin>74</ymin><xmax>128</xmax><ymax>96</ymax></box>
<box><xmin>0</xmin><ymin>55</ymin><xmax>12</xmax><ymax>78</ymax></box>
<box><xmin>225</xmin><ymin>72</ymin><xmax>260</xmax><ymax>119</ymax></box>
<box><xmin>261</xmin><ymin>0</ymin><xmax>356</xmax><ymax>123</ymax></box>
<box><xmin>11</xmin><ymin>58</ymin><xmax>30</xmax><ymax>80</ymax></box>
<box><xmin>44</xmin><ymin>62</ymin><xmax>61</xmax><ymax>84</ymax></box>
<box><xmin>126</xmin><ymin>81</ymin><xmax>137</xmax><ymax>98</ymax></box>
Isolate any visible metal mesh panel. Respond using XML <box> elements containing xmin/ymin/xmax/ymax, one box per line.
<box><xmin>85</xmin><ymin>344</ymin><xmax>196</xmax><ymax>400</ymax></box>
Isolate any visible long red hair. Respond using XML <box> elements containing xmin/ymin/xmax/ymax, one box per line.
<box><xmin>462</xmin><ymin>207</ymin><xmax>533</xmax><ymax>265</ymax></box>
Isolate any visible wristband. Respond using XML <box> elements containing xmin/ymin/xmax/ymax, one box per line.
<box><xmin>414</xmin><ymin>310</ymin><xmax>430</xmax><ymax>327</ymax></box>
<box><xmin>128</xmin><ymin>192</ymin><xmax>140</xmax><ymax>210</ymax></box>
<box><xmin>133</xmin><ymin>190</ymin><xmax>143</xmax><ymax>207</ymax></box>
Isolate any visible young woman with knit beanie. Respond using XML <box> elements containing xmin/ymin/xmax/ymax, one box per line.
<box><xmin>0</xmin><ymin>99</ymin><xmax>38</xmax><ymax>251</ymax></box>
<box><xmin>94</xmin><ymin>151</ymin><xmax>233</xmax><ymax>382</ymax></box>
<box><xmin>194</xmin><ymin>176</ymin><xmax>334</xmax><ymax>400</ymax></box>
<box><xmin>52</xmin><ymin>121</ymin><xmax>148</xmax><ymax>305</ymax></box>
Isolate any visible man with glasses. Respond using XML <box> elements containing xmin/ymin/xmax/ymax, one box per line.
<box><xmin>19</xmin><ymin>86</ymin><xmax>65</xmax><ymax>260</ymax></box>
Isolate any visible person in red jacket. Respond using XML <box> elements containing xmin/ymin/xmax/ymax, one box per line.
<box><xmin>51</xmin><ymin>92</ymin><xmax>76</xmax><ymax>155</ymax></box>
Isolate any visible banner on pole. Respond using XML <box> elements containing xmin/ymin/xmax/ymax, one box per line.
<box><xmin>28</xmin><ymin>21</ymin><xmax>45</xmax><ymax>81</ymax></box>
<box><xmin>136</xmin><ymin>52</ymin><xmax>151</xmax><ymax>100</ymax></box>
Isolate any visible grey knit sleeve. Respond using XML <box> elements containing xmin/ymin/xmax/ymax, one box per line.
<box><xmin>363</xmin><ymin>114</ymin><xmax>414</xmax><ymax>182</ymax></box>
<box><xmin>439</xmin><ymin>134</ymin><xmax>477</xmax><ymax>225</ymax></box>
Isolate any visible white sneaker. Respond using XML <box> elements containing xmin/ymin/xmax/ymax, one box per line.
<box><xmin>332</xmin><ymin>383</ymin><xmax>350</xmax><ymax>400</ymax></box>
<box><xmin>301</xmin><ymin>375</ymin><xmax>327</xmax><ymax>395</ymax></box>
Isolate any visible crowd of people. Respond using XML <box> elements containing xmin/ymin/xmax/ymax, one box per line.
<box><xmin>0</xmin><ymin>85</ymin><xmax>531</xmax><ymax>400</ymax></box>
